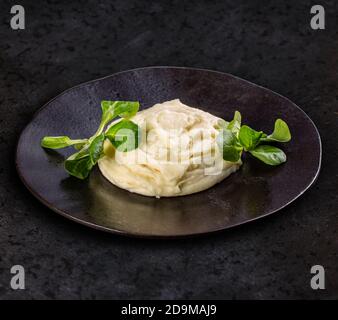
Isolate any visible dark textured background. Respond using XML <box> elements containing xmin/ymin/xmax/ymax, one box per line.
<box><xmin>0</xmin><ymin>0</ymin><xmax>337</xmax><ymax>299</ymax></box>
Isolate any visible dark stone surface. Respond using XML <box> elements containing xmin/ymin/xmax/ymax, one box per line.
<box><xmin>0</xmin><ymin>0</ymin><xmax>337</xmax><ymax>299</ymax></box>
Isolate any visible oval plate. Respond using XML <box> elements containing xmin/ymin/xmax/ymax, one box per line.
<box><xmin>16</xmin><ymin>67</ymin><xmax>321</xmax><ymax>238</ymax></box>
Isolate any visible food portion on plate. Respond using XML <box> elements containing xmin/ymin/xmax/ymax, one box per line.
<box><xmin>99</xmin><ymin>99</ymin><xmax>241</xmax><ymax>197</ymax></box>
<box><xmin>41</xmin><ymin>99</ymin><xmax>291</xmax><ymax>197</ymax></box>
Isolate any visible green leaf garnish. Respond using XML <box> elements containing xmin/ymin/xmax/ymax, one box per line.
<box><xmin>41</xmin><ymin>136</ymin><xmax>87</xmax><ymax>149</ymax></box>
<box><xmin>261</xmin><ymin>119</ymin><xmax>291</xmax><ymax>142</ymax></box>
<box><xmin>41</xmin><ymin>100</ymin><xmax>140</xmax><ymax>179</ymax></box>
<box><xmin>249</xmin><ymin>145</ymin><xmax>287</xmax><ymax>165</ymax></box>
<box><xmin>64</xmin><ymin>153</ymin><xmax>92</xmax><ymax>179</ymax></box>
<box><xmin>217</xmin><ymin>110</ymin><xmax>291</xmax><ymax>166</ymax></box>
<box><xmin>106</xmin><ymin>119</ymin><xmax>140</xmax><ymax>152</ymax></box>
<box><xmin>216</xmin><ymin>129</ymin><xmax>243</xmax><ymax>162</ymax></box>
<box><xmin>89</xmin><ymin>133</ymin><xmax>105</xmax><ymax>165</ymax></box>
<box><xmin>100</xmin><ymin>101</ymin><xmax>139</xmax><ymax>129</ymax></box>
<box><xmin>227</xmin><ymin>110</ymin><xmax>242</xmax><ymax>135</ymax></box>
<box><xmin>238</xmin><ymin>125</ymin><xmax>263</xmax><ymax>151</ymax></box>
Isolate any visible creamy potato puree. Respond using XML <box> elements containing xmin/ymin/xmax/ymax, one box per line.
<box><xmin>98</xmin><ymin>99</ymin><xmax>241</xmax><ymax>197</ymax></box>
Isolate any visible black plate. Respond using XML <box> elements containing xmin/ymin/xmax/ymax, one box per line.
<box><xmin>16</xmin><ymin>67</ymin><xmax>321</xmax><ymax>238</ymax></box>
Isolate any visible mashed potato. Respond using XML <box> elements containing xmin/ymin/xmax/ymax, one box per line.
<box><xmin>98</xmin><ymin>99</ymin><xmax>241</xmax><ymax>197</ymax></box>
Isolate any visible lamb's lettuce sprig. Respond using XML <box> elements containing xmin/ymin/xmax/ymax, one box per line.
<box><xmin>41</xmin><ymin>101</ymin><xmax>140</xmax><ymax>179</ymax></box>
<box><xmin>217</xmin><ymin>111</ymin><xmax>291</xmax><ymax>165</ymax></box>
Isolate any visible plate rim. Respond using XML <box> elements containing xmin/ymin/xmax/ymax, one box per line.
<box><xmin>15</xmin><ymin>66</ymin><xmax>322</xmax><ymax>238</ymax></box>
